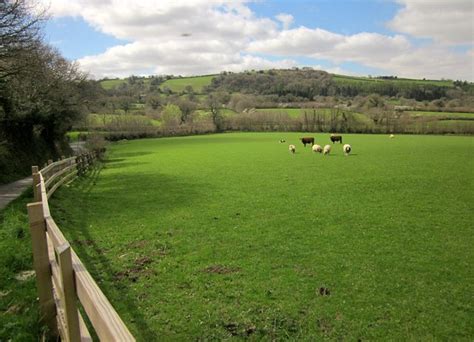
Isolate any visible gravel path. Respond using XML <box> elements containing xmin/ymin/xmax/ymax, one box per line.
<box><xmin>0</xmin><ymin>177</ymin><xmax>31</xmax><ymax>210</ymax></box>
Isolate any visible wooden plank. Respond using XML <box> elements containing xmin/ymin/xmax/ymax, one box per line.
<box><xmin>44</xmin><ymin>163</ymin><xmax>77</xmax><ymax>190</ymax></box>
<box><xmin>72</xmin><ymin>251</ymin><xmax>135</xmax><ymax>341</ymax></box>
<box><xmin>53</xmin><ymin>289</ymin><xmax>68</xmax><ymax>342</ymax></box>
<box><xmin>27</xmin><ymin>202</ymin><xmax>58</xmax><ymax>337</ymax></box>
<box><xmin>45</xmin><ymin>217</ymin><xmax>68</xmax><ymax>248</ymax></box>
<box><xmin>39</xmin><ymin>174</ymin><xmax>51</xmax><ymax>218</ymax></box>
<box><xmin>40</xmin><ymin>157</ymin><xmax>76</xmax><ymax>178</ymax></box>
<box><xmin>46</xmin><ymin>233</ymin><xmax>56</xmax><ymax>265</ymax></box>
<box><xmin>50</xmin><ymin>259</ymin><xmax>63</xmax><ymax>295</ymax></box>
<box><xmin>57</xmin><ymin>243</ymin><xmax>81</xmax><ymax>342</ymax></box>
<box><xmin>78</xmin><ymin>311</ymin><xmax>93</xmax><ymax>342</ymax></box>
<box><xmin>47</xmin><ymin>168</ymin><xmax>77</xmax><ymax>199</ymax></box>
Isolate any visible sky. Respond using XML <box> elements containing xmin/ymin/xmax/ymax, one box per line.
<box><xmin>41</xmin><ymin>0</ymin><xmax>474</xmax><ymax>81</ymax></box>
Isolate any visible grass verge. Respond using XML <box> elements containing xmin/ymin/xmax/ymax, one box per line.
<box><xmin>0</xmin><ymin>189</ymin><xmax>46</xmax><ymax>340</ymax></box>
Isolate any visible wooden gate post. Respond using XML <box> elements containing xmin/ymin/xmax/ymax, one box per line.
<box><xmin>32</xmin><ymin>166</ymin><xmax>41</xmax><ymax>202</ymax></box>
<box><xmin>27</xmin><ymin>202</ymin><xmax>58</xmax><ymax>336</ymax></box>
<box><xmin>57</xmin><ymin>243</ymin><xmax>81</xmax><ymax>342</ymax></box>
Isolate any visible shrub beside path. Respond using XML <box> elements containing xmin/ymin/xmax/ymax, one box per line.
<box><xmin>0</xmin><ymin>177</ymin><xmax>31</xmax><ymax>210</ymax></box>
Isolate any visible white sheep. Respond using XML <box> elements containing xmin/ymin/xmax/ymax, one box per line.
<box><xmin>390</xmin><ymin>134</ymin><xmax>395</xmax><ymax>139</ymax></box>
<box><xmin>343</xmin><ymin>144</ymin><xmax>352</xmax><ymax>156</ymax></box>
<box><xmin>289</xmin><ymin>144</ymin><xmax>296</xmax><ymax>154</ymax></box>
<box><xmin>312</xmin><ymin>144</ymin><xmax>323</xmax><ymax>153</ymax></box>
<box><xmin>323</xmin><ymin>144</ymin><xmax>331</xmax><ymax>155</ymax></box>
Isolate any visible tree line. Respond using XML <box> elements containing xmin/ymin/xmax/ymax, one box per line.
<box><xmin>206</xmin><ymin>69</ymin><xmax>470</xmax><ymax>102</ymax></box>
<box><xmin>0</xmin><ymin>0</ymin><xmax>96</xmax><ymax>183</ymax></box>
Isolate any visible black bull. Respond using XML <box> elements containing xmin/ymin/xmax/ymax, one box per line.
<box><xmin>330</xmin><ymin>135</ymin><xmax>342</xmax><ymax>144</ymax></box>
<box><xmin>300</xmin><ymin>137</ymin><xmax>314</xmax><ymax>147</ymax></box>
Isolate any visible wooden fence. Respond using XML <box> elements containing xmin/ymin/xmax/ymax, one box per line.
<box><xmin>27</xmin><ymin>152</ymin><xmax>135</xmax><ymax>341</ymax></box>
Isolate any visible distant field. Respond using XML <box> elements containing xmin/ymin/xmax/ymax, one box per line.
<box><xmin>255</xmin><ymin>108</ymin><xmax>373</xmax><ymax>125</ymax></box>
<box><xmin>100</xmin><ymin>78</ymin><xmax>152</xmax><ymax>90</ymax></box>
<box><xmin>87</xmin><ymin>113</ymin><xmax>160</xmax><ymax>127</ymax></box>
<box><xmin>424</xmin><ymin>120</ymin><xmax>474</xmax><ymax>131</ymax></box>
<box><xmin>195</xmin><ymin>108</ymin><xmax>237</xmax><ymax>118</ymax></box>
<box><xmin>332</xmin><ymin>75</ymin><xmax>454</xmax><ymax>87</ymax></box>
<box><xmin>160</xmin><ymin>75</ymin><xmax>215</xmax><ymax>93</ymax></box>
<box><xmin>407</xmin><ymin>111</ymin><xmax>474</xmax><ymax>119</ymax></box>
<box><xmin>50</xmin><ymin>133</ymin><xmax>473</xmax><ymax>340</ymax></box>
<box><xmin>100</xmin><ymin>79</ymin><xmax>128</xmax><ymax>90</ymax></box>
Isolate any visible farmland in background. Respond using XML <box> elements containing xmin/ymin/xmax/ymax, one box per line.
<box><xmin>160</xmin><ymin>75</ymin><xmax>216</xmax><ymax>93</ymax></box>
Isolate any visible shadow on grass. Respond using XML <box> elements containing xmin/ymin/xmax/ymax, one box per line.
<box><xmin>51</xmin><ymin>160</ymin><xmax>211</xmax><ymax>340</ymax></box>
<box><xmin>113</xmin><ymin>151</ymin><xmax>155</xmax><ymax>158</ymax></box>
<box><xmin>57</xmin><ymin>166</ymin><xmax>156</xmax><ymax>339</ymax></box>
<box><xmin>102</xmin><ymin>158</ymin><xmax>126</xmax><ymax>164</ymax></box>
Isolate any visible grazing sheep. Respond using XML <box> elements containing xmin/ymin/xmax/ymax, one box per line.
<box><xmin>312</xmin><ymin>144</ymin><xmax>323</xmax><ymax>153</ymax></box>
<box><xmin>390</xmin><ymin>134</ymin><xmax>395</xmax><ymax>139</ymax></box>
<box><xmin>289</xmin><ymin>144</ymin><xmax>296</xmax><ymax>154</ymax></box>
<box><xmin>323</xmin><ymin>144</ymin><xmax>331</xmax><ymax>155</ymax></box>
<box><xmin>343</xmin><ymin>144</ymin><xmax>352</xmax><ymax>156</ymax></box>
<box><xmin>300</xmin><ymin>137</ymin><xmax>315</xmax><ymax>147</ymax></box>
<box><xmin>279</xmin><ymin>139</ymin><xmax>286</xmax><ymax>143</ymax></box>
<box><xmin>330</xmin><ymin>134</ymin><xmax>342</xmax><ymax>144</ymax></box>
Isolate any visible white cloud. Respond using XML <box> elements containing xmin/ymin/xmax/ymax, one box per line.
<box><xmin>78</xmin><ymin>41</ymin><xmax>297</xmax><ymax>78</ymax></box>
<box><xmin>388</xmin><ymin>0</ymin><xmax>474</xmax><ymax>45</ymax></box>
<box><xmin>275</xmin><ymin>13</ymin><xmax>294</xmax><ymax>30</ymax></box>
<box><xmin>247</xmin><ymin>28</ymin><xmax>412</xmax><ymax>64</ymax></box>
<box><xmin>42</xmin><ymin>0</ymin><xmax>474</xmax><ymax>81</ymax></box>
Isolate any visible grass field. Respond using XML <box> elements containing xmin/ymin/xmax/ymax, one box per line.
<box><xmin>46</xmin><ymin>132</ymin><xmax>474</xmax><ymax>340</ymax></box>
<box><xmin>0</xmin><ymin>190</ymin><xmax>44</xmax><ymax>340</ymax></box>
<box><xmin>407</xmin><ymin>111</ymin><xmax>474</xmax><ymax>119</ymax></box>
<box><xmin>160</xmin><ymin>75</ymin><xmax>216</xmax><ymax>93</ymax></box>
<box><xmin>86</xmin><ymin>113</ymin><xmax>161</xmax><ymax>127</ymax></box>
<box><xmin>255</xmin><ymin>108</ymin><xmax>373</xmax><ymax>126</ymax></box>
<box><xmin>332</xmin><ymin>75</ymin><xmax>454</xmax><ymax>87</ymax></box>
<box><xmin>100</xmin><ymin>79</ymin><xmax>128</xmax><ymax>90</ymax></box>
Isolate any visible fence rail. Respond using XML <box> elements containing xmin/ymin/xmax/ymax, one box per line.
<box><xmin>27</xmin><ymin>152</ymin><xmax>135</xmax><ymax>341</ymax></box>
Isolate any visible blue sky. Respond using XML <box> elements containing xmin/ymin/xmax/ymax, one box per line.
<box><xmin>45</xmin><ymin>17</ymin><xmax>128</xmax><ymax>60</ymax></box>
<box><xmin>42</xmin><ymin>0</ymin><xmax>473</xmax><ymax>81</ymax></box>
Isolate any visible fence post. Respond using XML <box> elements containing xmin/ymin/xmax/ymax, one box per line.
<box><xmin>27</xmin><ymin>202</ymin><xmax>58</xmax><ymax>336</ymax></box>
<box><xmin>57</xmin><ymin>243</ymin><xmax>81</xmax><ymax>342</ymax></box>
<box><xmin>32</xmin><ymin>166</ymin><xmax>41</xmax><ymax>202</ymax></box>
<box><xmin>48</xmin><ymin>159</ymin><xmax>53</xmax><ymax>165</ymax></box>
<box><xmin>76</xmin><ymin>155</ymin><xmax>82</xmax><ymax>176</ymax></box>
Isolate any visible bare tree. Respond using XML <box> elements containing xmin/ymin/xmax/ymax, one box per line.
<box><xmin>0</xmin><ymin>0</ymin><xmax>45</xmax><ymax>78</ymax></box>
<box><xmin>207</xmin><ymin>93</ymin><xmax>224</xmax><ymax>132</ymax></box>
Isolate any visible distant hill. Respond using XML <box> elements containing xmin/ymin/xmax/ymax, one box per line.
<box><xmin>98</xmin><ymin>69</ymin><xmax>472</xmax><ymax>101</ymax></box>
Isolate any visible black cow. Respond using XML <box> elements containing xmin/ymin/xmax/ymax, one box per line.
<box><xmin>300</xmin><ymin>137</ymin><xmax>315</xmax><ymax>147</ymax></box>
<box><xmin>330</xmin><ymin>135</ymin><xmax>342</xmax><ymax>144</ymax></box>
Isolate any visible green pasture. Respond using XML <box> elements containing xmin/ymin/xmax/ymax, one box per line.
<box><xmin>160</xmin><ymin>75</ymin><xmax>215</xmax><ymax>93</ymax></box>
<box><xmin>48</xmin><ymin>133</ymin><xmax>473</xmax><ymax>340</ymax></box>
<box><xmin>100</xmin><ymin>78</ymin><xmax>152</xmax><ymax>90</ymax></box>
<box><xmin>100</xmin><ymin>79</ymin><xmax>128</xmax><ymax>90</ymax></box>
<box><xmin>255</xmin><ymin>108</ymin><xmax>373</xmax><ymax>126</ymax></box>
<box><xmin>255</xmin><ymin>107</ymin><xmax>304</xmax><ymax>117</ymax></box>
<box><xmin>87</xmin><ymin>113</ymin><xmax>161</xmax><ymax>127</ymax></box>
<box><xmin>407</xmin><ymin>111</ymin><xmax>474</xmax><ymax>119</ymax></box>
<box><xmin>332</xmin><ymin>75</ymin><xmax>454</xmax><ymax>87</ymax></box>
<box><xmin>195</xmin><ymin>108</ymin><xmax>238</xmax><ymax>118</ymax></box>
<box><xmin>423</xmin><ymin>120</ymin><xmax>474</xmax><ymax>132</ymax></box>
